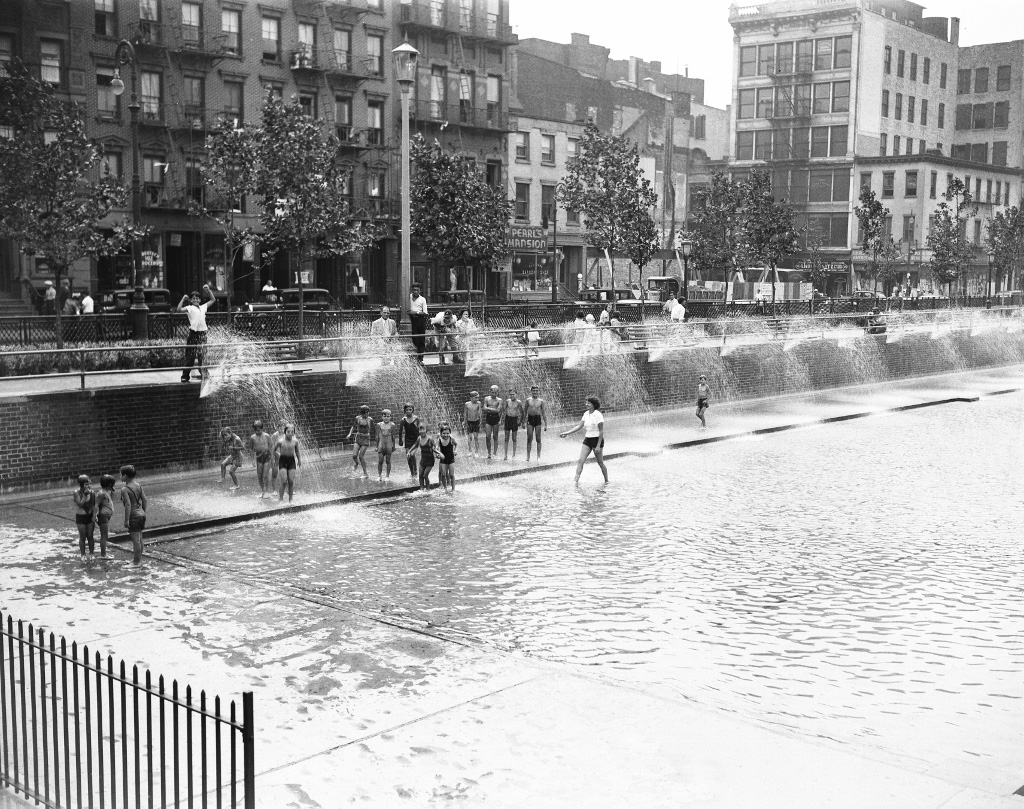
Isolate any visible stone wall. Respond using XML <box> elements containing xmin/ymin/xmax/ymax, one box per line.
<box><xmin>2</xmin><ymin>326</ymin><xmax>1022</xmax><ymax>487</ymax></box>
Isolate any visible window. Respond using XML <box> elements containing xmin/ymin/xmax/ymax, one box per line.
<box><xmin>739</xmin><ymin>46</ymin><xmax>756</xmax><ymax>77</ymax></box>
<box><xmin>141</xmin><ymin>71</ymin><xmax>161</xmax><ymax>119</ymax></box>
<box><xmin>514</xmin><ymin>131</ymin><xmax>529</xmax><ymax>160</ymax></box>
<box><xmin>905</xmin><ymin>138</ymin><xmax>913</xmax><ymax>156</ymax></box>
<box><xmin>40</xmin><ymin>40</ymin><xmax>61</xmax><ymax>86</ymax></box>
<box><xmin>298</xmin><ymin>92</ymin><xmax>316</xmax><ymax>117</ymax></box>
<box><xmin>861</xmin><ymin>172</ymin><xmax>871</xmax><ymax>192</ymax></box>
<box><xmin>261</xmin><ymin>17</ymin><xmax>280</xmax><ymax>61</ymax></box>
<box><xmin>182</xmin><ymin>2</ymin><xmax>202</xmax><ymax>47</ymax></box>
<box><xmin>792</xmin><ymin>127</ymin><xmax>809</xmax><ymax>158</ymax></box>
<box><xmin>997</xmin><ymin>65</ymin><xmax>1011</xmax><ymax>91</ymax></box>
<box><xmin>222</xmin><ymin>9</ymin><xmax>241</xmax><ymax>55</ymax></box>
<box><xmin>880</xmin><ymin>133</ymin><xmax>887</xmax><ymax>156</ymax></box>
<box><xmin>790</xmin><ymin>169</ymin><xmax>808</xmax><ymax>203</ymax></box>
<box><xmin>957</xmin><ymin>69</ymin><xmax>971</xmax><ymax>94</ymax></box>
<box><xmin>955</xmin><ymin>103</ymin><xmax>971</xmax><ymax>129</ymax></box>
<box><xmin>365</xmin><ymin>0</ymin><xmax>381</xmax><ymax>9</ymax></box>
<box><xmin>96</xmin><ymin>66</ymin><xmax>118</xmax><ymax>118</ymax></box>
<box><xmin>905</xmin><ymin>170</ymin><xmax>918</xmax><ymax>197</ymax></box>
<box><xmin>897</xmin><ymin>49</ymin><xmax>905</xmax><ymax>78</ymax></box>
<box><xmin>975</xmin><ymin>67</ymin><xmax>989</xmax><ymax>93</ymax></box>
<box><xmin>515</xmin><ymin>182</ymin><xmax>530</xmax><ymax>220</ymax></box>
<box><xmin>796</xmin><ymin>40</ymin><xmax>813</xmax><ymax>72</ymax></box>
<box><xmin>812</xmin><ymin>83</ymin><xmax>830</xmax><ymax>114</ymax></box>
<box><xmin>366</xmin><ymin>101</ymin><xmax>383</xmax><ymax>145</ymax></box>
<box><xmin>994</xmin><ymin>101</ymin><xmax>1009</xmax><ymax>128</ymax></box>
<box><xmin>940</xmin><ymin>62</ymin><xmax>947</xmax><ymax>89</ymax></box>
<box><xmin>736</xmin><ymin>131</ymin><xmax>754</xmax><ymax>160</ymax></box>
<box><xmin>971</xmin><ymin>144</ymin><xmax>988</xmax><ymax>164</ymax></box>
<box><xmin>907</xmin><ymin>95</ymin><xmax>915</xmax><ymax>123</ymax></box>
<box><xmin>265</xmin><ymin>83</ymin><xmax>283</xmax><ymax>103</ymax></box>
<box><xmin>881</xmin><ymin>89</ymin><xmax>889</xmax><ymax>118</ymax></box>
<box><xmin>986</xmin><ymin>179</ymin><xmax>993</xmax><ymax>202</ymax></box>
<box><xmin>809</xmin><ymin>169</ymin><xmax>833</xmax><ymax>202</ymax></box>
<box><xmin>973</xmin><ymin>102</ymin><xmax>992</xmax><ymax>129</ymax></box>
<box><xmin>938</xmin><ymin>103</ymin><xmax>945</xmax><ymax>128</ymax></box>
<box><xmin>224</xmin><ymin>81</ymin><xmax>243</xmax><ymax>126</ymax></box>
<box><xmin>694</xmin><ymin>115</ymin><xmax>706</xmax><ymax>139</ymax></box>
<box><xmin>334</xmin><ymin>95</ymin><xmax>352</xmax><ymax>138</ymax></box>
<box><xmin>1006</xmin><ymin>183</ymin><xmax>1011</xmax><ymax>206</ymax></box>
<box><xmin>894</xmin><ymin>93</ymin><xmax>902</xmax><ymax>120</ymax></box>
<box><xmin>884</xmin><ymin>46</ymin><xmax>892</xmax><ymax>75</ymax></box>
<box><xmin>794</xmin><ymin>84</ymin><xmax>811</xmax><ymax>115</ymax></box>
<box><xmin>809</xmin><ymin>169</ymin><xmax>848</xmax><ymax>203</ymax></box>
<box><xmin>776</xmin><ymin>42</ymin><xmax>793</xmax><ymax>75</ymax></box>
<box><xmin>567</xmin><ymin>137</ymin><xmax>578</xmax><ymax>160</ymax></box>
<box><xmin>95</xmin><ymin>0</ymin><xmax>116</xmax><ymax>37</ymax></box>
<box><xmin>893</xmin><ymin>135</ymin><xmax>900</xmax><ymax>155</ymax></box>
<box><xmin>738</xmin><ymin>89</ymin><xmax>755</xmax><ymax>119</ymax></box>
<box><xmin>930</xmin><ymin>171</ymin><xmax>937</xmax><ymax>198</ymax></box>
<box><xmin>993</xmin><ymin>141</ymin><xmax>1008</xmax><ymax>166</ymax></box>
<box><xmin>996</xmin><ymin>180</ymin><xmax>1002</xmax><ymax>204</ymax></box>
<box><xmin>920</xmin><ymin>139</ymin><xmax>926</xmax><ymax>154</ymax></box>
<box><xmin>774</xmin><ymin>128</ymin><xmax>791</xmax><ymax>158</ymax></box>
<box><xmin>758</xmin><ymin>44</ymin><xmax>775</xmax><ymax>76</ymax></box>
<box><xmin>975</xmin><ymin>220</ymin><xmax>982</xmax><ymax>244</ymax></box>
<box><xmin>805</xmin><ymin>214</ymin><xmax>848</xmax><ymax>247</ymax></box>
<box><xmin>811</xmin><ymin>126</ymin><xmax>829</xmax><ymax>157</ymax></box>
<box><xmin>0</xmin><ymin>33</ymin><xmax>12</xmax><ymax>76</ymax></box>
<box><xmin>142</xmin><ymin>156</ymin><xmax>164</xmax><ymax>186</ymax></box>
<box><xmin>540</xmin><ymin>133</ymin><xmax>554</xmax><ymax>164</ymax></box>
<box><xmin>486</xmin><ymin>75</ymin><xmax>501</xmax><ymax>126</ymax></box>
<box><xmin>333</xmin><ymin>29</ymin><xmax>351</xmax><ymax>71</ymax></box>
<box><xmin>814</xmin><ymin>38</ymin><xmax>832</xmax><ymax>71</ymax></box>
<box><xmin>457</xmin><ymin>72</ymin><xmax>474</xmax><ymax>122</ymax></box>
<box><xmin>754</xmin><ymin>130</ymin><xmax>773</xmax><ymax>160</ymax></box>
<box><xmin>830</xmin><ymin>80</ymin><xmax>849</xmax><ymax>113</ymax></box>
<box><xmin>757</xmin><ymin>87</ymin><xmax>775</xmax><ymax>118</ymax></box>
<box><xmin>834</xmin><ymin>36</ymin><xmax>851</xmax><ymax>69</ymax></box>
<box><xmin>541</xmin><ymin>184</ymin><xmax>555</xmax><ymax>226</ymax></box>
<box><xmin>882</xmin><ymin>171</ymin><xmax>894</xmax><ymax>198</ymax></box>
<box><xmin>102</xmin><ymin>151</ymin><xmax>123</xmax><ymax>180</ymax></box>
<box><xmin>183</xmin><ymin>76</ymin><xmax>203</xmax><ymax>123</ymax></box>
<box><xmin>910</xmin><ymin>52</ymin><xmax>919</xmax><ymax>81</ymax></box>
<box><xmin>485</xmin><ymin>160</ymin><xmax>501</xmax><ymax>190</ymax></box>
<box><xmin>920</xmin><ymin>99</ymin><xmax>928</xmax><ymax>125</ymax></box>
<box><xmin>429</xmin><ymin>66</ymin><xmax>445</xmax><ymax>117</ymax></box>
<box><xmin>367</xmin><ymin>34</ymin><xmax>384</xmax><ymax>76</ymax></box>
<box><xmin>923</xmin><ymin>57</ymin><xmax>930</xmax><ymax>84</ymax></box>
<box><xmin>297</xmin><ymin>23</ymin><xmax>315</xmax><ymax>59</ymax></box>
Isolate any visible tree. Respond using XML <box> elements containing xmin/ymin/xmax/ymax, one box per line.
<box><xmin>684</xmin><ymin>172</ymin><xmax>745</xmax><ymax>283</ymax></box>
<box><xmin>739</xmin><ymin>171</ymin><xmax>801</xmax><ymax>304</ymax></box>
<box><xmin>805</xmin><ymin>239</ymin><xmax>828</xmax><ymax>294</ymax></box>
<box><xmin>0</xmin><ymin>62</ymin><xmax>140</xmax><ymax>346</ymax></box>
<box><xmin>985</xmin><ymin>206</ymin><xmax>1024</xmax><ymax>293</ymax></box>
<box><xmin>854</xmin><ymin>186</ymin><xmax>889</xmax><ymax>294</ymax></box>
<box><xmin>926</xmin><ymin>178</ymin><xmax>977</xmax><ymax>301</ymax></box>
<box><xmin>559</xmin><ymin>121</ymin><xmax>658</xmax><ymax>287</ymax></box>
<box><xmin>409</xmin><ymin>135</ymin><xmax>513</xmax><ymax>286</ymax></box>
<box><xmin>191</xmin><ymin>116</ymin><xmax>262</xmax><ymax>319</ymax></box>
<box><xmin>254</xmin><ymin>94</ymin><xmax>386</xmax><ymax>342</ymax></box>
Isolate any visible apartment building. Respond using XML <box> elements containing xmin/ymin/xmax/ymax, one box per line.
<box><xmin>0</xmin><ymin>0</ymin><xmax>515</xmax><ymax>307</ymax></box>
<box><xmin>729</xmin><ymin>0</ymin><xmax>1023</xmax><ymax>294</ymax></box>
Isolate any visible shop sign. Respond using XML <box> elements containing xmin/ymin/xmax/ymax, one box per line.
<box><xmin>793</xmin><ymin>259</ymin><xmax>848</xmax><ymax>272</ymax></box>
<box><xmin>293</xmin><ymin>269</ymin><xmax>315</xmax><ymax>286</ymax></box>
<box><xmin>506</xmin><ymin>225</ymin><xmax>547</xmax><ymax>251</ymax></box>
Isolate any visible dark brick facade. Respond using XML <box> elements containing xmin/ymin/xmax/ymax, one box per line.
<box><xmin>2</xmin><ymin>328</ymin><xmax>1023</xmax><ymax>486</ymax></box>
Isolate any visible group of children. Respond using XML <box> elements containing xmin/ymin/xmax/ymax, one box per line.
<box><xmin>219</xmin><ymin>420</ymin><xmax>301</xmax><ymax>501</ymax></box>
<box><xmin>72</xmin><ymin>465</ymin><xmax>146</xmax><ymax>566</ymax></box>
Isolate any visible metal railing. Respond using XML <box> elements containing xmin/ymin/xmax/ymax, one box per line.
<box><xmin>0</xmin><ymin>612</ymin><xmax>255</xmax><ymax>809</ymax></box>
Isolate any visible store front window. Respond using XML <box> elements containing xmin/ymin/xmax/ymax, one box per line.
<box><xmin>511</xmin><ymin>252</ymin><xmax>554</xmax><ymax>293</ymax></box>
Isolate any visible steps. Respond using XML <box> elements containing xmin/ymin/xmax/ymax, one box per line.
<box><xmin>264</xmin><ymin>342</ymin><xmax>298</xmax><ymax>362</ymax></box>
<box><xmin>0</xmin><ymin>290</ymin><xmax>33</xmax><ymax>317</ymax></box>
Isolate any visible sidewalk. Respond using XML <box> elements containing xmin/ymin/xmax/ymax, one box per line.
<box><xmin>3</xmin><ymin>366</ymin><xmax>1023</xmax><ymax>808</ymax></box>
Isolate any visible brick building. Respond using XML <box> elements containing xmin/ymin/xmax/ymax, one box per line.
<box><xmin>729</xmin><ymin>0</ymin><xmax>1024</xmax><ymax>296</ymax></box>
<box><xmin>0</xmin><ymin>0</ymin><xmax>515</xmax><ymax>308</ymax></box>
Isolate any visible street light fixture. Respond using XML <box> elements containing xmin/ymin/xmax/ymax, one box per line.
<box><xmin>110</xmin><ymin>39</ymin><xmax>148</xmax><ymax>340</ymax></box>
<box><xmin>679</xmin><ymin>238</ymin><xmax>693</xmax><ymax>302</ymax></box>
<box><xmin>392</xmin><ymin>39</ymin><xmax>419</xmax><ymax>313</ymax></box>
<box><xmin>547</xmin><ymin>181</ymin><xmax>566</xmax><ymax>304</ymax></box>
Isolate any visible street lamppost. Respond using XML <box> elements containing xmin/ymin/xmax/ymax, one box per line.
<box><xmin>392</xmin><ymin>40</ymin><xmax>419</xmax><ymax>314</ymax></box>
<box><xmin>679</xmin><ymin>238</ymin><xmax>693</xmax><ymax>302</ymax></box>
<box><xmin>546</xmin><ymin>181</ymin><xmax>566</xmax><ymax>304</ymax></box>
<box><xmin>986</xmin><ymin>249</ymin><xmax>995</xmax><ymax>308</ymax></box>
<box><xmin>109</xmin><ymin>40</ymin><xmax>148</xmax><ymax>340</ymax></box>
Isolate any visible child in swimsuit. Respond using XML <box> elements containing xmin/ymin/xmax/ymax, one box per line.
<box><xmin>347</xmin><ymin>404</ymin><xmax>374</xmax><ymax>478</ymax></box>
<box><xmin>376</xmin><ymin>409</ymin><xmax>397</xmax><ymax>481</ymax></box>
<box><xmin>73</xmin><ymin>474</ymin><xmax>96</xmax><ymax>560</ymax></box>
<box><xmin>408</xmin><ymin>423</ymin><xmax>435</xmax><ymax>490</ymax></box>
<box><xmin>462</xmin><ymin>391</ymin><xmax>482</xmax><ymax>458</ymax></box>
<box><xmin>435</xmin><ymin>423</ymin><xmax>457</xmax><ymax>493</ymax></box>
<box><xmin>398</xmin><ymin>403</ymin><xmax>421</xmax><ymax>478</ymax></box>
<box><xmin>250</xmin><ymin>420</ymin><xmax>273</xmax><ymax>498</ymax></box>
<box><xmin>275</xmin><ymin>424</ymin><xmax>301</xmax><ymax>502</ymax></box>
<box><xmin>119</xmin><ymin>464</ymin><xmax>147</xmax><ymax>566</ymax></box>
<box><xmin>94</xmin><ymin>474</ymin><xmax>115</xmax><ymax>558</ymax></box>
<box><xmin>220</xmin><ymin>427</ymin><xmax>244</xmax><ymax>490</ymax></box>
<box><xmin>269</xmin><ymin>420</ymin><xmax>287</xmax><ymax>485</ymax></box>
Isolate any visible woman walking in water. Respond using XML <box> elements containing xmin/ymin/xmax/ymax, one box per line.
<box><xmin>560</xmin><ymin>396</ymin><xmax>609</xmax><ymax>485</ymax></box>
<box><xmin>275</xmin><ymin>424</ymin><xmax>301</xmax><ymax>502</ymax></box>
<box><xmin>398</xmin><ymin>403</ymin><xmax>421</xmax><ymax>478</ymax></box>
<box><xmin>347</xmin><ymin>404</ymin><xmax>375</xmax><ymax>478</ymax></box>
<box><xmin>375</xmin><ymin>408</ymin><xmax>398</xmax><ymax>481</ymax></box>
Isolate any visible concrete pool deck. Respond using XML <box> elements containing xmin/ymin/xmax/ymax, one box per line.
<box><xmin>3</xmin><ymin>366</ymin><xmax>1024</xmax><ymax>808</ymax></box>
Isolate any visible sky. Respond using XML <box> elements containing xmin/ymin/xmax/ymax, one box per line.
<box><xmin>509</xmin><ymin>0</ymin><xmax>1024</xmax><ymax>109</ymax></box>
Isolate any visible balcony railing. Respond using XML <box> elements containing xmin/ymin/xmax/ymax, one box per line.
<box><xmin>399</xmin><ymin>2</ymin><xmax>449</xmax><ymax>29</ymax></box>
<box><xmin>410</xmin><ymin>99</ymin><xmax>508</xmax><ymax>130</ymax></box>
<box><xmin>134</xmin><ymin>19</ymin><xmax>165</xmax><ymax>47</ymax></box>
<box><xmin>289</xmin><ymin>46</ymin><xmax>323</xmax><ymax>71</ymax></box>
<box><xmin>139</xmin><ymin>98</ymin><xmax>164</xmax><ymax>125</ymax></box>
<box><xmin>345</xmin><ymin>196</ymin><xmax>393</xmax><ymax>219</ymax></box>
<box><xmin>174</xmin><ymin>25</ymin><xmax>228</xmax><ymax>56</ymax></box>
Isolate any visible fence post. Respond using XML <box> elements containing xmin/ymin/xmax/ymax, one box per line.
<box><xmin>242</xmin><ymin>691</ymin><xmax>255</xmax><ymax>809</ymax></box>
<box><xmin>80</xmin><ymin>349</ymin><xmax>86</xmax><ymax>390</ymax></box>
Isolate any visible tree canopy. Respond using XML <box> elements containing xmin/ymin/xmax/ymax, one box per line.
<box><xmin>985</xmin><ymin>205</ymin><xmax>1024</xmax><ymax>293</ymax></box>
<box><xmin>926</xmin><ymin>178</ymin><xmax>977</xmax><ymax>298</ymax></box>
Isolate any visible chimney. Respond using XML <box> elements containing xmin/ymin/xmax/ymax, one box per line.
<box><xmin>628</xmin><ymin>56</ymin><xmax>639</xmax><ymax>86</ymax></box>
<box><xmin>643</xmin><ymin>77</ymin><xmax>657</xmax><ymax>94</ymax></box>
<box><xmin>950</xmin><ymin>16</ymin><xmax>960</xmax><ymax>45</ymax></box>
<box><xmin>570</xmin><ymin>33</ymin><xmax>590</xmax><ymax>47</ymax></box>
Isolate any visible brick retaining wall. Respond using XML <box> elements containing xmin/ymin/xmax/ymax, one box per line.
<box><xmin>2</xmin><ymin>327</ymin><xmax>1023</xmax><ymax>486</ymax></box>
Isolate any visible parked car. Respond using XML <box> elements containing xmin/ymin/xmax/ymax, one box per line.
<box><xmin>645</xmin><ymin>276</ymin><xmax>680</xmax><ymax>302</ymax></box>
<box><xmin>851</xmin><ymin>290</ymin><xmax>885</xmax><ymax>300</ymax></box>
<box><xmin>581</xmin><ymin>287</ymin><xmax>642</xmax><ymax>304</ymax></box>
<box><xmin>247</xmin><ymin>289</ymin><xmax>283</xmax><ymax>312</ymax></box>
<box><xmin>281</xmin><ymin>288</ymin><xmax>338</xmax><ymax>311</ymax></box>
<box><xmin>99</xmin><ymin>288</ymin><xmax>175</xmax><ymax>314</ymax></box>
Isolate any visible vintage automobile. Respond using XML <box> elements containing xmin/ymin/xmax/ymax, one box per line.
<box><xmin>644</xmin><ymin>276</ymin><xmax>680</xmax><ymax>302</ymax></box>
<box><xmin>99</xmin><ymin>288</ymin><xmax>175</xmax><ymax>313</ymax></box>
<box><xmin>281</xmin><ymin>288</ymin><xmax>338</xmax><ymax>311</ymax></box>
<box><xmin>580</xmin><ymin>287</ymin><xmax>643</xmax><ymax>304</ymax></box>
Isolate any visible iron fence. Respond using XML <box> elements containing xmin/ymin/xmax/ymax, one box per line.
<box><xmin>0</xmin><ymin>612</ymin><xmax>255</xmax><ymax>809</ymax></box>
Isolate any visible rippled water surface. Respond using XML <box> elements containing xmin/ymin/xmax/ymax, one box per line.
<box><xmin>169</xmin><ymin>392</ymin><xmax>1024</xmax><ymax>768</ymax></box>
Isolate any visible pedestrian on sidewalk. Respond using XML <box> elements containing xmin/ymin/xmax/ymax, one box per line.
<box><xmin>177</xmin><ymin>285</ymin><xmax>215</xmax><ymax>382</ymax></box>
<box><xmin>560</xmin><ymin>396</ymin><xmax>609</xmax><ymax>485</ymax></box>
<box><xmin>94</xmin><ymin>474</ymin><xmax>115</xmax><ymax>557</ymax></box>
<box><xmin>696</xmin><ymin>375</ymin><xmax>711</xmax><ymax>429</ymax></box>
<box><xmin>73</xmin><ymin>474</ymin><xmax>97</xmax><ymax>561</ymax></box>
<box><xmin>408</xmin><ymin>285</ymin><xmax>429</xmax><ymax>363</ymax></box>
<box><xmin>119</xmin><ymin>465</ymin><xmax>147</xmax><ymax>566</ymax></box>
<box><xmin>219</xmin><ymin>427</ymin><xmax>244</xmax><ymax>490</ymax></box>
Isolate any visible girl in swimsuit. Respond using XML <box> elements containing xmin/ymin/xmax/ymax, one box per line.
<box><xmin>398</xmin><ymin>403</ymin><xmax>421</xmax><ymax>478</ymax></box>
<box><xmin>408</xmin><ymin>423</ymin><xmax>435</xmax><ymax>490</ymax></box>
<box><xmin>275</xmin><ymin>424</ymin><xmax>301</xmax><ymax>502</ymax></box>
<box><xmin>347</xmin><ymin>404</ymin><xmax>374</xmax><ymax>478</ymax></box>
<box><xmin>73</xmin><ymin>474</ymin><xmax>96</xmax><ymax>560</ymax></box>
<box><xmin>119</xmin><ymin>464</ymin><xmax>147</xmax><ymax>566</ymax></box>
<box><xmin>375</xmin><ymin>409</ymin><xmax>397</xmax><ymax>481</ymax></box>
<box><xmin>435</xmin><ymin>423</ymin><xmax>457</xmax><ymax>493</ymax></box>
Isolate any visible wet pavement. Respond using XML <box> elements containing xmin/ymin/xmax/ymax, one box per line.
<box><xmin>2</xmin><ymin>365</ymin><xmax>1024</xmax><ymax>807</ymax></box>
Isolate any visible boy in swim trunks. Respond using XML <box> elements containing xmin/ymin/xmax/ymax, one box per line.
<box><xmin>482</xmin><ymin>385</ymin><xmax>502</xmax><ymax>459</ymax></box>
<box><xmin>696</xmin><ymin>374</ymin><xmax>711</xmax><ymax>428</ymax></box>
<box><xmin>347</xmin><ymin>404</ymin><xmax>374</xmax><ymax>478</ymax></box>
<box><xmin>94</xmin><ymin>474</ymin><xmax>115</xmax><ymax>558</ymax></box>
<box><xmin>376</xmin><ymin>409</ymin><xmax>398</xmax><ymax>481</ymax></box>
<box><xmin>73</xmin><ymin>474</ymin><xmax>96</xmax><ymax>560</ymax></box>
<box><xmin>502</xmin><ymin>389</ymin><xmax>524</xmax><ymax>461</ymax></box>
<box><xmin>270</xmin><ymin>420</ymin><xmax>287</xmax><ymax>486</ymax></box>
<box><xmin>250</xmin><ymin>420</ymin><xmax>273</xmax><ymax>498</ymax></box>
<box><xmin>120</xmin><ymin>464</ymin><xmax>147</xmax><ymax>566</ymax></box>
<box><xmin>524</xmin><ymin>385</ymin><xmax>548</xmax><ymax>462</ymax></box>
<box><xmin>220</xmin><ymin>427</ymin><xmax>244</xmax><ymax>491</ymax></box>
<box><xmin>462</xmin><ymin>390</ymin><xmax>482</xmax><ymax>457</ymax></box>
